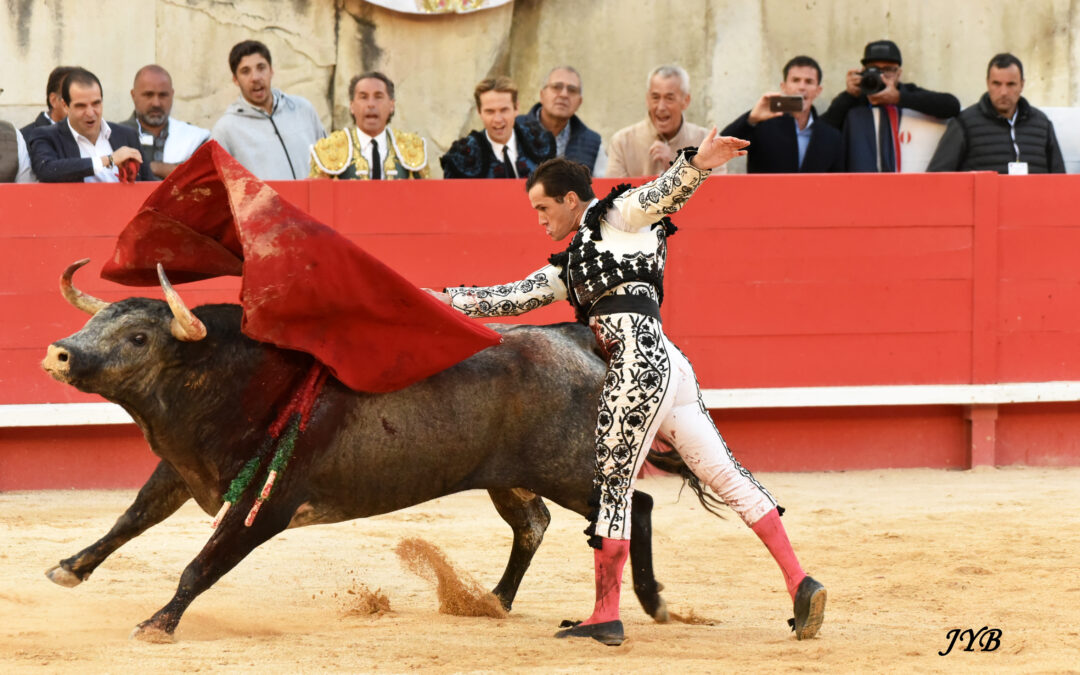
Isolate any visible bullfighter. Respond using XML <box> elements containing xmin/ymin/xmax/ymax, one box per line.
<box><xmin>430</xmin><ymin>129</ymin><xmax>826</xmax><ymax>645</ymax></box>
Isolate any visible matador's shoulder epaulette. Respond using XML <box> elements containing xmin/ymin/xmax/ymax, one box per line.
<box><xmin>309</xmin><ymin>129</ymin><xmax>353</xmax><ymax>177</ymax></box>
<box><xmin>389</xmin><ymin>129</ymin><xmax>429</xmax><ymax>172</ymax></box>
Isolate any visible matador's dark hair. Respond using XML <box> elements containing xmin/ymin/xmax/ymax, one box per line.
<box><xmin>525</xmin><ymin>157</ymin><xmax>595</xmax><ymax>203</ymax></box>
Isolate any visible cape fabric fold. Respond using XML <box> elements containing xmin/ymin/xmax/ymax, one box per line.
<box><xmin>102</xmin><ymin>141</ymin><xmax>501</xmax><ymax>392</ymax></box>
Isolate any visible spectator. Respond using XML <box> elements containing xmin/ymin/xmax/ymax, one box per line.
<box><xmin>211</xmin><ymin>40</ymin><xmax>326</xmax><ymax>180</ymax></box>
<box><xmin>21</xmin><ymin>65</ymin><xmax>78</xmax><ymax>137</ymax></box>
<box><xmin>440</xmin><ymin>76</ymin><xmax>555</xmax><ymax>179</ymax></box>
<box><xmin>27</xmin><ymin>68</ymin><xmax>150</xmax><ymax>183</ymax></box>
<box><xmin>928</xmin><ymin>53</ymin><xmax>1064</xmax><ymax>174</ymax></box>
<box><xmin>119</xmin><ymin>65</ymin><xmax>210</xmax><ymax>181</ymax></box>
<box><xmin>607</xmin><ymin>64</ymin><xmax>714</xmax><ymax>177</ymax></box>
<box><xmin>821</xmin><ymin>40</ymin><xmax>960</xmax><ymax>172</ymax></box>
<box><xmin>721</xmin><ymin>56</ymin><xmax>843</xmax><ymax>173</ymax></box>
<box><xmin>517</xmin><ymin>66</ymin><xmax>606</xmax><ymax>177</ymax></box>
<box><xmin>0</xmin><ymin>120</ymin><xmax>36</xmax><ymax>183</ymax></box>
<box><xmin>309</xmin><ymin>71</ymin><xmax>429</xmax><ymax>180</ymax></box>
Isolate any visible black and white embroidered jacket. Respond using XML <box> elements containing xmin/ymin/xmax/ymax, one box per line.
<box><xmin>445</xmin><ymin>151</ymin><xmax>710</xmax><ymax>320</ymax></box>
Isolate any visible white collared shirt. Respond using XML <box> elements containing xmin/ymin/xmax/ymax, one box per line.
<box><xmin>68</xmin><ymin>119</ymin><xmax>119</xmax><ymax>183</ymax></box>
<box><xmin>793</xmin><ymin>111</ymin><xmax>815</xmax><ymax>169</ymax></box>
<box><xmin>486</xmin><ymin>130</ymin><xmax>518</xmax><ymax>177</ymax></box>
<box><xmin>356</xmin><ymin>127</ymin><xmax>391</xmax><ymax>176</ymax></box>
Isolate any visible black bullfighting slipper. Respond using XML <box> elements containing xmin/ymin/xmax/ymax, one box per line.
<box><xmin>554</xmin><ymin>619</ymin><xmax>625</xmax><ymax>646</ymax></box>
<box><xmin>787</xmin><ymin>576</ymin><xmax>826</xmax><ymax>640</ymax></box>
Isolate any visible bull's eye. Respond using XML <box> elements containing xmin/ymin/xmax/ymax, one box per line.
<box><xmin>130</xmin><ymin>333</ymin><xmax>148</xmax><ymax>346</ymax></box>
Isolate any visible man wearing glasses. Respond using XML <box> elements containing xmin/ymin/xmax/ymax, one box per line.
<box><xmin>518</xmin><ymin>66</ymin><xmax>606</xmax><ymax>177</ymax></box>
<box><xmin>821</xmin><ymin>40</ymin><xmax>959</xmax><ymax>172</ymax></box>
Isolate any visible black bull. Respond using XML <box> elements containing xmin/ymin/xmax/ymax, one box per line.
<box><xmin>40</xmin><ymin>261</ymin><xmax>684</xmax><ymax>640</ymax></box>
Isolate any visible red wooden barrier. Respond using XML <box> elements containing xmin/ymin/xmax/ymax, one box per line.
<box><xmin>2</xmin><ymin>173</ymin><xmax>1079</xmax><ymax>489</ymax></box>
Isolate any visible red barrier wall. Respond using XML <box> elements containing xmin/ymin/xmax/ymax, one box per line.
<box><xmin>2</xmin><ymin>173</ymin><xmax>1080</xmax><ymax>488</ymax></box>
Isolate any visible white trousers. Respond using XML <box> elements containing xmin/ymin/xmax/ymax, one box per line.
<box><xmin>589</xmin><ymin>312</ymin><xmax>777</xmax><ymax>540</ymax></box>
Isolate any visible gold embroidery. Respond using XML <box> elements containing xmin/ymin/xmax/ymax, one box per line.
<box><xmin>309</xmin><ymin>130</ymin><xmax>352</xmax><ymax>177</ymax></box>
<box><xmin>416</xmin><ymin>0</ymin><xmax>485</xmax><ymax>13</ymax></box>
<box><xmin>391</xmin><ymin>129</ymin><xmax>428</xmax><ymax>173</ymax></box>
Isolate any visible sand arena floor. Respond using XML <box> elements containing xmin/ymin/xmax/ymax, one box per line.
<box><xmin>2</xmin><ymin>468</ymin><xmax>1079</xmax><ymax>674</ymax></box>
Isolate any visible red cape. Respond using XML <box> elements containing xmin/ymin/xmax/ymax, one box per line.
<box><xmin>102</xmin><ymin>141</ymin><xmax>501</xmax><ymax>392</ymax></box>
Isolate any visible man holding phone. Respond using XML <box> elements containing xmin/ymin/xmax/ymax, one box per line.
<box><xmin>721</xmin><ymin>55</ymin><xmax>843</xmax><ymax>173</ymax></box>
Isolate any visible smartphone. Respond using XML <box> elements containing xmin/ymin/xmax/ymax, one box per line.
<box><xmin>768</xmin><ymin>95</ymin><xmax>804</xmax><ymax>113</ymax></box>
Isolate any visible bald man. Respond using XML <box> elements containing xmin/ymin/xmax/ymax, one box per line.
<box><xmin>120</xmin><ymin>64</ymin><xmax>210</xmax><ymax>179</ymax></box>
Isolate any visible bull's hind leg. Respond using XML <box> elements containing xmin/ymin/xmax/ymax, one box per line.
<box><xmin>487</xmin><ymin>488</ymin><xmax>551</xmax><ymax>611</ymax></box>
<box><xmin>630</xmin><ymin>491</ymin><xmax>669</xmax><ymax>622</ymax></box>
<box><xmin>47</xmin><ymin>460</ymin><xmax>191</xmax><ymax>587</ymax></box>
<box><xmin>130</xmin><ymin>497</ymin><xmax>292</xmax><ymax>641</ymax></box>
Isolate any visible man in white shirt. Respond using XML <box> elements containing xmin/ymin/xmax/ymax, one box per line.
<box><xmin>120</xmin><ymin>65</ymin><xmax>211</xmax><ymax>180</ymax></box>
<box><xmin>309</xmin><ymin>71</ymin><xmax>428</xmax><ymax>180</ymax></box>
<box><xmin>27</xmin><ymin>68</ymin><xmax>150</xmax><ymax>183</ymax></box>
<box><xmin>440</xmin><ymin>77</ymin><xmax>555</xmax><ymax>179</ymax></box>
<box><xmin>211</xmin><ymin>40</ymin><xmax>326</xmax><ymax>180</ymax></box>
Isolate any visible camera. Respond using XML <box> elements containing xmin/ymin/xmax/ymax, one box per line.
<box><xmin>859</xmin><ymin>67</ymin><xmax>886</xmax><ymax>96</ymax></box>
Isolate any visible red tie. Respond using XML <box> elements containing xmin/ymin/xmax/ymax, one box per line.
<box><xmin>886</xmin><ymin>105</ymin><xmax>901</xmax><ymax>172</ymax></box>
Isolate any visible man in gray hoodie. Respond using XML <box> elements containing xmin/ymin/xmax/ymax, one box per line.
<box><xmin>211</xmin><ymin>40</ymin><xmax>325</xmax><ymax>180</ymax></box>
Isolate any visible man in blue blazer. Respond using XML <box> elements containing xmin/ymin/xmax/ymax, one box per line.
<box><xmin>721</xmin><ymin>56</ymin><xmax>843</xmax><ymax>173</ymax></box>
<box><xmin>28</xmin><ymin>68</ymin><xmax>151</xmax><ymax>183</ymax></box>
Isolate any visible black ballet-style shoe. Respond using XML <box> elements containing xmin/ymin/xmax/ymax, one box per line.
<box><xmin>787</xmin><ymin>576</ymin><xmax>826</xmax><ymax>640</ymax></box>
<box><xmin>554</xmin><ymin>619</ymin><xmax>625</xmax><ymax>646</ymax></box>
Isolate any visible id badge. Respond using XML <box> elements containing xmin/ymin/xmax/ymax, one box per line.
<box><xmin>1007</xmin><ymin>162</ymin><xmax>1028</xmax><ymax>175</ymax></box>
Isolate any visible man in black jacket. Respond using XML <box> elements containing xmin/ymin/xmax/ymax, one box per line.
<box><xmin>721</xmin><ymin>56</ymin><xmax>843</xmax><ymax>173</ymax></box>
<box><xmin>20</xmin><ymin>65</ymin><xmax>78</xmax><ymax>138</ymax></box>
<box><xmin>927</xmin><ymin>53</ymin><xmax>1064</xmax><ymax>174</ymax></box>
<box><xmin>821</xmin><ymin>40</ymin><xmax>959</xmax><ymax>172</ymax></box>
<box><xmin>440</xmin><ymin>77</ymin><xmax>554</xmax><ymax>179</ymax></box>
<box><xmin>28</xmin><ymin>68</ymin><xmax>150</xmax><ymax>183</ymax></box>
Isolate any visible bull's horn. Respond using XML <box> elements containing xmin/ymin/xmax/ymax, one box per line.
<box><xmin>157</xmin><ymin>263</ymin><xmax>207</xmax><ymax>342</ymax></box>
<box><xmin>60</xmin><ymin>259</ymin><xmax>110</xmax><ymax>315</ymax></box>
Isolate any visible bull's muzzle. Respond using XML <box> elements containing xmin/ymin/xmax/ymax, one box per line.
<box><xmin>42</xmin><ymin>344</ymin><xmax>72</xmax><ymax>382</ymax></box>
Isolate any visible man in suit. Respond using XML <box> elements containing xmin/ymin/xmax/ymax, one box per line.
<box><xmin>440</xmin><ymin>76</ymin><xmax>554</xmax><ymax>179</ymax></box>
<box><xmin>20</xmin><ymin>65</ymin><xmax>78</xmax><ymax>138</ymax></box>
<box><xmin>721</xmin><ymin>56</ymin><xmax>843</xmax><ymax>173</ymax></box>
<box><xmin>820</xmin><ymin>39</ymin><xmax>959</xmax><ymax>172</ymax></box>
<box><xmin>309</xmin><ymin>71</ymin><xmax>429</xmax><ymax>180</ymax></box>
<box><xmin>28</xmin><ymin>68</ymin><xmax>150</xmax><ymax>183</ymax></box>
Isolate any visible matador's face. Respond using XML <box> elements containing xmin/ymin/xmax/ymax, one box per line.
<box><xmin>528</xmin><ymin>183</ymin><xmax>581</xmax><ymax>242</ymax></box>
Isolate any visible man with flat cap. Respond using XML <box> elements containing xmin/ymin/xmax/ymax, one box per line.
<box><xmin>821</xmin><ymin>39</ymin><xmax>959</xmax><ymax>172</ymax></box>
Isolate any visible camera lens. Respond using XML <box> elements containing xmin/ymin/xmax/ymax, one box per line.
<box><xmin>859</xmin><ymin>67</ymin><xmax>885</xmax><ymax>96</ymax></box>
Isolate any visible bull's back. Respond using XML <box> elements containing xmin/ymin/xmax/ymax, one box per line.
<box><xmin>303</xmin><ymin>323</ymin><xmax>604</xmax><ymax>519</ymax></box>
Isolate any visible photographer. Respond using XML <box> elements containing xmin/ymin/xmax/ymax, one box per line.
<box><xmin>721</xmin><ymin>55</ymin><xmax>843</xmax><ymax>173</ymax></box>
<box><xmin>821</xmin><ymin>40</ymin><xmax>959</xmax><ymax>172</ymax></box>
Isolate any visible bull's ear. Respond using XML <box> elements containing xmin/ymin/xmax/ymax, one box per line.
<box><xmin>156</xmin><ymin>264</ymin><xmax>207</xmax><ymax>342</ymax></box>
<box><xmin>60</xmin><ymin>259</ymin><xmax>110</xmax><ymax>315</ymax></box>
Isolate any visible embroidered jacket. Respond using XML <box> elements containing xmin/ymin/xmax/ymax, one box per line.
<box><xmin>445</xmin><ymin>150</ymin><xmax>710</xmax><ymax>321</ymax></box>
<box><xmin>309</xmin><ymin>127</ymin><xmax>429</xmax><ymax>179</ymax></box>
<box><xmin>439</xmin><ymin>115</ymin><xmax>555</xmax><ymax>179</ymax></box>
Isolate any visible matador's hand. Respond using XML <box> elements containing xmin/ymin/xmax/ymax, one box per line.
<box><xmin>423</xmin><ymin>288</ymin><xmax>452</xmax><ymax>305</ymax></box>
<box><xmin>690</xmin><ymin>127</ymin><xmax>749</xmax><ymax>171</ymax></box>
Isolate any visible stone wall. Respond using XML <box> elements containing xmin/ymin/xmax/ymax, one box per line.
<box><xmin>3</xmin><ymin>0</ymin><xmax>1078</xmax><ymax>176</ymax></box>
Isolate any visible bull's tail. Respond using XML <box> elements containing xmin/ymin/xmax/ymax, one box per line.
<box><xmin>645</xmin><ymin>437</ymin><xmax>728</xmax><ymax>519</ymax></box>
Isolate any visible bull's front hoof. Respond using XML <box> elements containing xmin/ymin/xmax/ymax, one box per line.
<box><xmin>129</xmin><ymin>623</ymin><xmax>176</xmax><ymax>644</ymax></box>
<box><xmin>651</xmin><ymin>596</ymin><xmax>669</xmax><ymax>624</ymax></box>
<box><xmin>45</xmin><ymin>564</ymin><xmax>83</xmax><ymax>588</ymax></box>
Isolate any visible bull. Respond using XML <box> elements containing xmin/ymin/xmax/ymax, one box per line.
<box><xmin>40</xmin><ymin>260</ymin><xmax>675</xmax><ymax>641</ymax></box>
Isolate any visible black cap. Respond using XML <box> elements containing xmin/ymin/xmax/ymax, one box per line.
<box><xmin>861</xmin><ymin>40</ymin><xmax>902</xmax><ymax>66</ymax></box>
